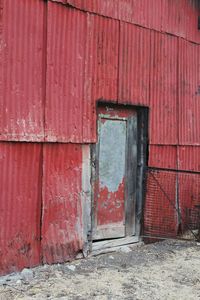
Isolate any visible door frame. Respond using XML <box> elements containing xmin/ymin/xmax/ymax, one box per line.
<box><xmin>89</xmin><ymin>103</ymin><xmax>149</xmax><ymax>247</ymax></box>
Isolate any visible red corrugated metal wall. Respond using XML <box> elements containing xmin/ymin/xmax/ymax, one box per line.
<box><xmin>42</xmin><ymin>144</ymin><xmax>83</xmax><ymax>264</ymax></box>
<box><xmin>0</xmin><ymin>143</ymin><xmax>42</xmax><ymax>275</ymax></box>
<box><xmin>45</xmin><ymin>3</ymin><xmax>86</xmax><ymax>142</ymax></box>
<box><xmin>0</xmin><ymin>0</ymin><xmax>45</xmax><ymax>142</ymax></box>
<box><xmin>0</xmin><ymin>0</ymin><xmax>199</xmax><ymax>274</ymax></box>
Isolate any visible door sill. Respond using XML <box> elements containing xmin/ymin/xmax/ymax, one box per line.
<box><xmin>91</xmin><ymin>236</ymin><xmax>140</xmax><ymax>256</ymax></box>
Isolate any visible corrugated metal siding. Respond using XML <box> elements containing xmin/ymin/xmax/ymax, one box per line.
<box><xmin>178</xmin><ymin>146</ymin><xmax>200</xmax><ymax>172</ymax></box>
<box><xmin>45</xmin><ymin>3</ymin><xmax>86</xmax><ymax>142</ymax></box>
<box><xmin>185</xmin><ymin>0</ymin><xmax>200</xmax><ymax>44</ymax></box>
<box><xmin>118</xmin><ymin>22</ymin><xmax>151</xmax><ymax>106</ymax></box>
<box><xmin>0</xmin><ymin>142</ymin><xmax>42</xmax><ymax>275</ymax></box>
<box><xmin>150</xmin><ymin>32</ymin><xmax>178</xmax><ymax>145</ymax></box>
<box><xmin>161</xmin><ymin>0</ymin><xmax>187</xmax><ymax>38</ymax></box>
<box><xmin>0</xmin><ymin>0</ymin><xmax>45</xmax><ymax>142</ymax></box>
<box><xmin>178</xmin><ymin>39</ymin><xmax>200</xmax><ymax>145</ymax></box>
<box><xmin>148</xmin><ymin>145</ymin><xmax>177</xmax><ymax>169</ymax></box>
<box><xmin>83</xmin><ymin>14</ymin><xmax>119</xmax><ymax>142</ymax></box>
<box><xmin>52</xmin><ymin>0</ymin><xmax>119</xmax><ymax>19</ymax></box>
<box><xmin>51</xmin><ymin>0</ymin><xmax>200</xmax><ymax>43</ymax></box>
<box><xmin>144</xmin><ymin>171</ymin><xmax>178</xmax><ymax>237</ymax></box>
<box><xmin>87</xmin><ymin>14</ymin><xmax>119</xmax><ymax>102</ymax></box>
<box><xmin>42</xmin><ymin>143</ymin><xmax>83</xmax><ymax>264</ymax></box>
<box><xmin>178</xmin><ymin>173</ymin><xmax>200</xmax><ymax>231</ymax></box>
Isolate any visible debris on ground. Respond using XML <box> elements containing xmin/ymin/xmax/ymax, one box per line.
<box><xmin>0</xmin><ymin>240</ymin><xmax>199</xmax><ymax>300</ymax></box>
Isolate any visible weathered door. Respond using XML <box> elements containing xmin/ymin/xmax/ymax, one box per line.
<box><xmin>92</xmin><ymin>105</ymin><xmax>137</xmax><ymax>240</ymax></box>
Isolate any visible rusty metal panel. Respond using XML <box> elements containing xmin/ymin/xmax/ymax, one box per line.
<box><xmin>178</xmin><ymin>173</ymin><xmax>200</xmax><ymax>231</ymax></box>
<box><xmin>150</xmin><ymin>32</ymin><xmax>178</xmax><ymax>145</ymax></box>
<box><xmin>0</xmin><ymin>0</ymin><xmax>45</xmax><ymax>142</ymax></box>
<box><xmin>118</xmin><ymin>23</ymin><xmax>151</xmax><ymax>106</ymax></box>
<box><xmin>148</xmin><ymin>145</ymin><xmax>177</xmax><ymax>169</ymax></box>
<box><xmin>45</xmin><ymin>3</ymin><xmax>86</xmax><ymax>142</ymax></box>
<box><xmin>42</xmin><ymin>143</ymin><xmax>83</xmax><ymax>264</ymax></box>
<box><xmin>144</xmin><ymin>171</ymin><xmax>178</xmax><ymax>238</ymax></box>
<box><xmin>83</xmin><ymin>14</ymin><xmax>119</xmax><ymax>142</ymax></box>
<box><xmin>178</xmin><ymin>146</ymin><xmax>200</xmax><ymax>172</ymax></box>
<box><xmin>178</xmin><ymin>39</ymin><xmax>200</xmax><ymax>145</ymax></box>
<box><xmin>0</xmin><ymin>142</ymin><xmax>42</xmax><ymax>275</ymax></box>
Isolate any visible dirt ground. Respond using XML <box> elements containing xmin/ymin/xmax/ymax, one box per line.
<box><xmin>0</xmin><ymin>240</ymin><xmax>200</xmax><ymax>300</ymax></box>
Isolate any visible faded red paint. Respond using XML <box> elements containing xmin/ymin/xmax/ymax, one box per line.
<box><xmin>150</xmin><ymin>32</ymin><xmax>178</xmax><ymax>145</ymax></box>
<box><xmin>97</xmin><ymin>105</ymin><xmax>136</xmax><ymax>119</ymax></box>
<box><xmin>178</xmin><ymin>146</ymin><xmax>200</xmax><ymax>172</ymax></box>
<box><xmin>118</xmin><ymin>22</ymin><xmax>151</xmax><ymax>106</ymax></box>
<box><xmin>0</xmin><ymin>0</ymin><xmax>45</xmax><ymax>141</ymax></box>
<box><xmin>97</xmin><ymin>180</ymin><xmax>125</xmax><ymax>226</ymax></box>
<box><xmin>41</xmin><ymin>144</ymin><xmax>83</xmax><ymax>264</ymax></box>
<box><xmin>178</xmin><ymin>39</ymin><xmax>200</xmax><ymax>145</ymax></box>
<box><xmin>149</xmin><ymin>145</ymin><xmax>177</xmax><ymax>170</ymax></box>
<box><xmin>0</xmin><ymin>142</ymin><xmax>42</xmax><ymax>275</ymax></box>
<box><xmin>45</xmin><ymin>2</ymin><xmax>87</xmax><ymax>142</ymax></box>
<box><xmin>52</xmin><ymin>0</ymin><xmax>200</xmax><ymax>43</ymax></box>
<box><xmin>83</xmin><ymin>14</ymin><xmax>120</xmax><ymax>142</ymax></box>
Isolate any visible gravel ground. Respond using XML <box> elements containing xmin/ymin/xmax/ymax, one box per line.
<box><xmin>0</xmin><ymin>240</ymin><xmax>200</xmax><ymax>300</ymax></box>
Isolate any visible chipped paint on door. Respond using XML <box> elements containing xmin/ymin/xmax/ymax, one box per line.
<box><xmin>97</xmin><ymin>118</ymin><xmax>127</xmax><ymax>237</ymax></box>
<box><xmin>93</xmin><ymin>105</ymin><xmax>137</xmax><ymax>240</ymax></box>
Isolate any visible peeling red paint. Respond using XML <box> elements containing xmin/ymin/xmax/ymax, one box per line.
<box><xmin>97</xmin><ymin>180</ymin><xmax>125</xmax><ymax>226</ymax></box>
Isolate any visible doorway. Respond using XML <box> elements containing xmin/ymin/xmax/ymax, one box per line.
<box><xmin>91</xmin><ymin>104</ymin><xmax>147</xmax><ymax>245</ymax></box>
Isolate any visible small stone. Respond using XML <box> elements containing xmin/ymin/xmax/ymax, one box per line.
<box><xmin>55</xmin><ymin>271</ymin><xmax>62</xmax><ymax>278</ymax></box>
<box><xmin>109</xmin><ymin>255</ymin><xmax>114</xmax><ymax>260</ymax></box>
<box><xmin>76</xmin><ymin>252</ymin><xmax>84</xmax><ymax>259</ymax></box>
<box><xmin>21</xmin><ymin>268</ymin><xmax>34</xmax><ymax>281</ymax></box>
<box><xmin>16</xmin><ymin>279</ymin><xmax>22</xmax><ymax>285</ymax></box>
<box><xmin>119</xmin><ymin>246</ymin><xmax>132</xmax><ymax>253</ymax></box>
<box><xmin>67</xmin><ymin>265</ymin><xmax>76</xmax><ymax>271</ymax></box>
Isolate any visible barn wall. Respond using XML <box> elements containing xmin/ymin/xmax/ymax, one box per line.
<box><xmin>41</xmin><ymin>144</ymin><xmax>83</xmax><ymax>264</ymax></box>
<box><xmin>0</xmin><ymin>0</ymin><xmax>45</xmax><ymax>142</ymax></box>
<box><xmin>0</xmin><ymin>142</ymin><xmax>42</xmax><ymax>275</ymax></box>
<box><xmin>0</xmin><ymin>0</ymin><xmax>199</xmax><ymax>274</ymax></box>
<box><xmin>51</xmin><ymin>0</ymin><xmax>200</xmax><ymax>43</ymax></box>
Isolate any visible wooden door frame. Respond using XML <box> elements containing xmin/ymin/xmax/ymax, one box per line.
<box><xmin>89</xmin><ymin>103</ymin><xmax>149</xmax><ymax>247</ymax></box>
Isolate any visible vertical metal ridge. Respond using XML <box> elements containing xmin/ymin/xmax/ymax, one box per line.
<box><xmin>178</xmin><ymin>146</ymin><xmax>200</xmax><ymax>172</ymax></box>
<box><xmin>0</xmin><ymin>0</ymin><xmax>45</xmax><ymax>142</ymax></box>
<box><xmin>119</xmin><ymin>22</ymin><xmax>151</xmax><ymax>105</ymax></box>
<box><xmin>0</xmin><ymin>142</ymin><xmax>42</xmax><ymax>275</ymax></box>
<box><xmin>148</xmin><ymin>145</ymin><xmax>177</xmax><ymax>170</ymax></box>
<box><xmin>51</xmin><ymin>0</ymin><xmax>200</xmax><ymax>43</ymax></box>
<box><xmin>45</xmin><ymin>3</ymin><xmax>86</xmax><ymax>142</ymax></box>
<box><xmin>179</xmin><ymin>40</ymin><xmax>200</xmax><ymax>145</ymax></box>
<box><xmin>41</xmin><ymin>143</ymin><xmax>83</xmax><ymax>264</ymax></box>
<box><xmin>150</xmin><ymin>31</ymin><xmax>178</xmax><ymax>145</ymax></box>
